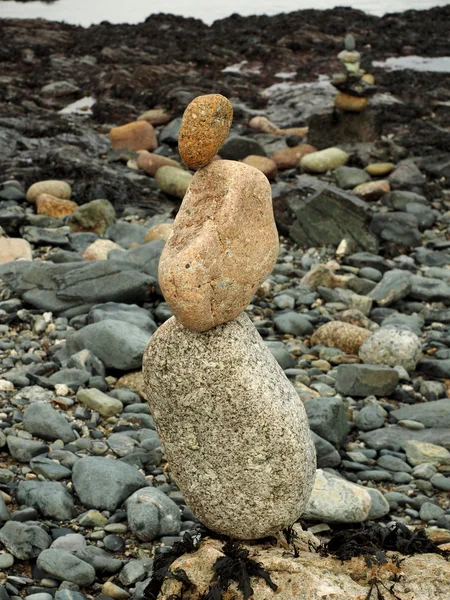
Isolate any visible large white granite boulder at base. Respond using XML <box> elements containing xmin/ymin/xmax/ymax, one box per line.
<box><xmin>143</xmin><ymin>313</ymin><xmax>316</xmax><ymax>539</ymax></box>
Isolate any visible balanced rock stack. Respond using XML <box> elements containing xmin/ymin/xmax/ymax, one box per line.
<box><xmin>143</xmin><ymin>94</ymin><xmax>316</xmax><ymax>539</ymax></box>
<box><xmin>332</xmin><ymin>34</ymin><xmax>376</xmax><ymax>113</ymax></box>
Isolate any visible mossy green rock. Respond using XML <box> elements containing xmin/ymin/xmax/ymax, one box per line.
<box><xmin>155</xmin><ymin>166</ymin><xmax>193</xmax><ymax>199</ymax></box>
<box><xmin>68</xmin><ymin>199</ymin><xmax>116</xmax><ymax>234</ymax></box>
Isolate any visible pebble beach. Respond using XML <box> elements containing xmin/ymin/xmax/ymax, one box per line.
<box><xmin>1</xmin><ymin>5</ymin><xmax>450</xmax><ymax>599</ymax></box>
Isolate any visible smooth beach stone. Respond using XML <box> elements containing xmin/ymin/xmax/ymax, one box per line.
<box><xmin>335</xmin><ymin>93</ymin><xmax>368</xmax><ymax>112</ymax></box>
<box><xmin>136</xmin><ymin>151</ymin><xmax>182</xmax><ymax>177</ymax></box>
<box><xmin>270</xmin><ymin>144</ymin><xmax>316</xmax><ymax>170</ymax></box>
<box><xmin>248</xmin><ymin>115</ymin><xmax>281</xmax><ymax>134</ymax></box>
<box><xmin>82</xmin><ymin>239</ymin><xmax>123</xmax><ymax>260</ymax></box>
<box><xmin>145</xmin><ymin>223</ymin><xmax>173</xmax><ymax>243</ymax></box>
<box><xmin>365</xmin><ymin>163</ymin><xmax>395</xmax><ymax>177</ymax></box>
<box><xmin>109</xmin><ymin>121</ymin><xmax>157</xmax><ymax>152</ymax></box>
<box><xmin>241</xmin><ymin>155</ymin><xmax>278</xmax><ymax>180</ymax></box>
<box><xmin>352</xmin><ymin>180</ymin><xmax>390</xmax><ymax>201</ymax></box>
<box><xmin>300</xmin><ymin>147</ymin><xmax>349</xmax><ymax>173</ymax></box>
<box><xmin>137</xmin><ymin>108</ymin><xmax>171</xmax><ymax>125</ymax></box>
<box><xmin>178</xmin><ymin>94</ymin><xmax>233</xmax><ymax>169</ymax></box>
<box><xmin>0</xmin><ymin>238</ymin><xmax>32</xmax><ymax>263</ymax></box>
<box><xmin>142</xmin><ymin>313</ymin><xmax>316</xmax><ymax>539</ymax></box>
<box><xmin>310</xmin><ymin>321</ymin><xmax>371</xmax><ymax>354</ymax></box>
<box><xmin>68</xmin><ymin>199</ymin><xmax>116</xmax><ymax>234</ymax></box>
<box><xmin>26</xmin><ymin>180</ymin><xmax>72</xmax><ymax>204</ymax></box>
<box><xmin>155</xmin><ymin>166</ymin><xmax>193</xmax><ymax>199</ymax></box>
<box><xmin>159</xmin><ymin>160</ymin><xmax>279</xmax><ymax>332</ymax></box>
<box><xmin>36</xmin><ymin>194</ymin><xmax>78</xmax><ymax>219</ymax></box>
<box><xmin>359</xmin><ymin>326</ymin><xmax>422</xmax><ymax>372</ymax></box>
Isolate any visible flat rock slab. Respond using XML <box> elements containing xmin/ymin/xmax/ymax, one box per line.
<box><xmin>159</xmin><ymin>538</ymin><xmax>450</xmax><ymax>600</ymax></box>
<box><xmin>143</xmin><ymin>313</ymin><xmax>316</xmax><ymax>539</ymax></box>
<box><xmin>335</xmin><ymin>364</ymin><xmax>399</xmax><ymax>397</ymax></box>
<box><xmin>360</xmin><ymin>426</ymin><xmax>450</xmax><ymax>452</ymax></box>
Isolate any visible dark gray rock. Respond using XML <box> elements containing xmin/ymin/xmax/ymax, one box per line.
<box><xmin>388</xmin><ymin>161</ymin><xmax>426</xmax><ymax>190</ymax></box>
<box><xmin>344</xmin><ymin>252</ymin><xmax>390</xmax><ymax>273</ymax></box>
<box><xmin>119</xmin><ymin>559</ymin><xmax>153</xmax><ymax>585</ymax></box>
<box><xmin>381</xmin><ymin>313</ymin><xmax>424</xmax><ymax>337</ymax></box>
<box><xmin>218</xmin><ymin>136</ymin><xmax>266</xmax><ymax>160</ymax></box>
<box><xmin>366</xmin><ymin>488</ymin><xmax>390</xmax><ymax>520</ymax></box>
<box><xmin>304</xmin><ymin>397</ymin><xmax>349</xmax><ymax>447</ymax></box>
<box><xmin>288</xmin><ymin>182</ymin><xmax>377</xmax><ymax>252</ymax></box>
<box><xmin>159</xmin><ymin>118</ymin><xmax>181</xmax><ymax>145</ymax></box>
<box><xmin>360</xmin><ymin>426</ymin><xmax>450</xmax><ymax>452</ymax></box>
<box><xmin>55</xmin><ymin>591</ymin><xmax>87</xmax><ymax>600</ymax></box>
<box><xmin>74</xmin><ymin>546</ymin><xmax>122</xmax><ymax>573</ymax></box>
<box><xmin>430</xmin><ymin>475</ymin><xmax>450</xmax><ymax>491</ymax></box>
<box><xmin>108</xmin><ymin>239</ymin><xmax>164</xmax><ymax>281</ymax></box>
<box><xmin>66</xmin><ymin>320</ymin><xmax>152</xmax><ymax>371</ymax></box>
<box><xmin>264</xmin><ymin>341</ymin><xmax>295</xmax><ymax>370</ymax></box>
<box><xmin>37</xmin><ymin>549</ymin><xmax>96</xmax><ymax>586</ymax></box>
<box><xmin>417</xmin><ymin>358</ymin><xmax>450</xmax><ymax>378</ymax></box>
<box><xmin>377</xmin><ymin>454</ymin><xmax>412</xmax><ymax>473</ymax></box>
<box><xmin>125</xmin><ymin>487</ymin><xmax>181</xmax><ymax>542</ymax></box>
<box><xmin>410</xmin><ymin>275</ymin><xmax>450</xmax><ymax>303</ymax></box>
<box><xmin>391</xmin><ymin>399</ymin><xmax>450</xmax><ymax>428</ymax></box>
<box><xmin>334</xmin><ymin>166</ymin><xmax>370</xmax><ymax>189</ymax></box>
<box><xmin>368</xmin><ymin>270</ymin><xmax>411</xmax><ymax>306</ymax></box>
<box><xmin>30</xmin><ymin>456</ymin><xmax>72</xmax><ymax>480</ymax></box>
<box><xmin>310</xmin><ymin>432</ymin><xmax>341</xmax><ymax>468</ymax></box>
<box><xmin>106</xmin><ymin>221</ymin><xmax>148</xmax><ymax>248</ymax></box>
<box><xmin>0</xmin><ymin>521</ymin><xmax>51</xmax><ymax>560</ymax></box>
<box><xmin>23</xmin><ymin>403</ymin><xmax>76</xmax><ymax>443</ymax></box>
<box><xmin>72</xmin><ymin>456</ymin><xmax>146</xmax><ymax>511</ymax></box>
<box><xmin>87</xmin><ymin>302</ymin><xmax>157</xmax><ymax>336</ymax></box>
<box><xmin>273</xmin><ymin>312</ymin><xmax>313</xmax><ymax>336</ymax></box>
<box><xmin>419</xmin><ymin>502</ymin><xmax>445</xmax><ymax>522</ymax></box>
<box><xmin>405</xmin><ymin>203</ymin><xmax>436</xmax><ymax>229</ymax></box>
<box><xmin>0</xmin><ymin>260</ymin><xmax>154</xmax><ymax>315</ymax></box>
<box><xmin>358</xmin><ymin>470</ymin><xmax>393</xmax><ymax>482</ymax></box>
<box><xmin>383</xmin><ymin>190</ymin><xmax>427</xmax><ymax>210</ymax></box>
<box><xmin>369</xmin><ymin>213</ymin><xmax>421</xmax><ymax>247</ymax></box>
<box><xmin>48</xmin><ymin>369</ymin><xmax>90</xmax><ymax>389</ymax></box>
<box><xmin>0</xmin><ymin>494</ymin><xmax>9</xmax><ymax>523</ymax></box>
<box><xmin>6</xmin><ymin>436</ymin><xmax>47</xmax><ymax>463</ymax></box>
<box><xmin>22</xmin><ymin>226</ymin><xmax>71</xmax><ymax>248</ymax></box>
<box><xmin>355</xmin><ymin>405</ymin><xmax>385</xmax><ymax>431</ymax></box>
<box><xmin>16</xmin><ymin>481</ymin><xmax>76</xmax><ymax>521</ymax></box>
<box><xmin>335</xmin><ymin>364</ymin><xmax>399</xmax><ymax>397</ymax></box>
<box><xmin>67</xmin><ymin>349</ymin><xmax>105</xmax><ymax>377</ymax></box>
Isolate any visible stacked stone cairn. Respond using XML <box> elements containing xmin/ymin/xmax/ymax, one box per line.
<box><xmin>332</xmin><ymin>34</ymin><xmax>376</xmax><ymax>113</ymax></box>
<box><xmin>143</xmin><ymin>94</ymin><xmax>316</xmax><ymax>540</ymax></box>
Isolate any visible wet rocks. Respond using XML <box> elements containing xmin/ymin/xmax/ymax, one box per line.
<box><xmin>22</xmin><ymin>402</ymin><xmax>76</xmax><ymax>443</ymax></box>
<box><xmin>72</xmin><ymin>456</ymin><xmax>146</xmax><ymax>511</ymax></box>
<box><xmin>37</xmin><ymin>550</ymin><xmax>96</xmax><ymax>586</ymax></box>
<box><xmin>125</xmin><ymin>487</ymin><xmax>181</xmax><ymax>541</ymax></box>
<box><xmin>304</xmin><ymin>397</ymin><xmax>349</xmax><ymax>446</ymax></box>
<box><xmin>368</xmin><ymin>269</ymin><xmax>412</xmax><ymax>306</ymax></box>
<box><xmin>335</xmin><ymin>364</ymin><xmax>399</xmax><ymax>397</ymax></box>
<box><xmin>178</xmin><ymin>94</ymin><xmax>233</xmax><ymax>169</ymax></box>
<box><xmin>370</xmin><ymin>212</ymin><xmax>422</xmax><ymax>247</ymax></box>
<box><xmin>36</xmin><ymin>194</ymin><xmax>78</xmax><ymax>219</ymax></box>
<box><xmin>303</xmin><ymin>470</ymin><xmax>371</xmax><ymax>523</ymax></box>
<box><xmin>66</xmin><ymin>320</ymin><xmax>152</xmax><ymax>370</ymax></box>
<box><xmin>155</xmin><ymin>166</ymin><xmax>193</xmax><ymax>199</ymax></box>
<box><xmin>310</xmin><ymin>321</ymin><xmax>371</xmax><ymax>354</ymax></box>
<box><xmin>159</xmin><ymin>160</ymin><xmax>278</xmax><ymax>331</ymax></box>
<box><xmin>143</xmin><ymin>313</ymin><xmax>316</xmax><ymax>539</ymax></box>
<box><xmin>300</xmin><ymin>147</ymin><xmax>349</xmax><ymax>173</ymax></box>
<box><xmin>16</xmin><ymin>481</ymin><xmax>76</xmax><ymax>521</ymax></box>
<box><xmin>359</xmin><ymin>326</ymin><xmax>422</xmax><ymax>371</ymax></box>
<box><xmin>0</xmin><ymin>522</ymin><xmax>51</xmax><ymax>560</ymax></box>
<box><xmin>26</xmin><ymin>181</ymin><xmax>71</xmax><ymax>204</ymax></box>
<box><xmin>218</xmin><ymin>136</ymin><xmax>266</xmax><ymax>160</ymax></box>
<box><xmin>68</xmin><ymin>199</ymin><xmax>116</xmax><ymax>235</ymax></box>
<box><xmin>109</xmin><ymin>121</ymin><xmax>157</xmax><ymax>152</ymax></box>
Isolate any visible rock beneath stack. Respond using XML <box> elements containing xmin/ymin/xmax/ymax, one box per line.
<box><xmin>158</xmin><ymin>160</ymin><xmax>279</xmax><ymax>331</ymax></box>
<box><xmin>142</xmin><ymin>313</ymin><xmax>316</xmax><ymax>539</ymax></box>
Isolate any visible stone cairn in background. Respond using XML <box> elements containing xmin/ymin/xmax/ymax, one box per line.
<box><xmin>332</xmin><ymin>34</ymin><xmax>376</xmax><ymax>113</ymax></box>
<box><xmin>143</xmin><ymin>94</ymin><xmax>316</xmax><ymax>539</ymax></box>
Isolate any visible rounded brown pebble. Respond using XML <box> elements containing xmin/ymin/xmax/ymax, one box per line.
<box><xmin>36</xmin><ymin>194</ymin><xmax>78</xmax><ymax>218</ymax></box>
<box><xmin>26</xmin><ymin>180</ymin><xmax>71</xmax><ymax>204</ymax></box>
<box><xmin>248</xmin><ymin>115</ymin><xmax>281</xmax><ymax>135</ymax></box>
<box><xmin>310</xmin><ymin>321</ymin><xmax>371</xmax><ymax>355</ymax></box>
<box><xmin>271</xmin><ymin>144</ymin><xmax>317</xmax><ymax>170</ymax></box>
<box><xmin>159</xmin><ymin>160</ymin><xmax>279</xmax><ymax>332</ymax></box>
<box><xmin>241</xmin><ymin>155</ymin><xmax>278</xmax><ymax>180</ymax></box>
<box><xmin>178</xmin><ymin>94</ymin><xmax>233</xmax><ymax>169</ymax></box>
<box><xmin>362</xmin><ymin>73</ymin><xmax>375</xmax><ymax>85</ymax></box>
<box><xmin>335</xmin><ymin>93</ymin><xmax>368</xmax><ymax>113</ymax></box>
<box><xmin>365</xmin><ymin>163</ymin><xmax>395</xmax><ymax>177</ymax></box>
<box><xmin>145</xmin><ymin>223</ymin><xmax>173</xmax><ymax>243</ymax></box>
<box><xmin>136</xmin><ymin>151</ymin><xmax>182</xmax><ymax>177</ymax></box>
<box><xmin>352</xmin><ymin>180</ymin><xmax>390</xmax><ymax>201</ymax></box>
<box><xmin>109</xmin><ymin>121</ymin><xmax>157</xmax><ymax>152</ymax></box>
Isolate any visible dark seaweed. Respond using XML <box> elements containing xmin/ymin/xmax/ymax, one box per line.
<box><xmin>203</xmin><ymin>540</ymin><xmax>278</xmax><ymax>600</ymax></box>
<box><xmin>321</xmin><ymin>522</ymin><xmax>449</xmax><ymax>564</ymax></box>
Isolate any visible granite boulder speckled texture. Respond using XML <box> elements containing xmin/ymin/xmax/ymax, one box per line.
<box><xmin>143</xmin><ymin>313</ymin><xmax>316</xmax><ymax>539</ymax></box>
<box><xmin>158</xmin><ymin>160</ymin><xmax>279</xmax><ymax>332</ymax></box>
<box><xmin>178</xmin><ymin>94</ymin><xmax>233</xmax><ymax>169</ymax></box>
